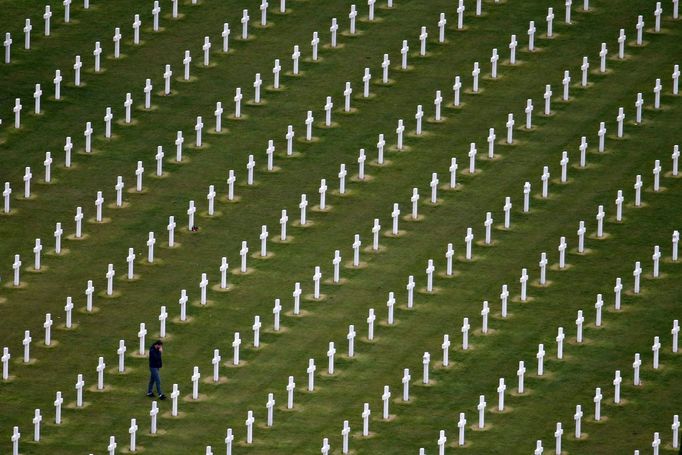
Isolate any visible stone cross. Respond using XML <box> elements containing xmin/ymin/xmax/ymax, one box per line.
<box><xmin>13</xmin><ymin>98</ymin><xmax>22</xmax><ymax>128</ymax></box>
<box><xmin>636</xmin><ymin>15</ymin><xmax>644</xmax><ymax>45</ymax></box>
<box><xmin>483</xmin><ymin>129</ymin><xmax>495</xmax><ymax>160</ymax></box>
<box><xmin>367</xmin><ymin>308</ymin><xmax>376</xmax><ymax>340</ymax></box>
<box><xmin>391</xmin><ymin>203</ymin><xmax>401</xmax><ymax>235</ymax></box>
<box><xmin>63</xmin><ymin>297</ymin><xmax>73</xmax><ymax>329</ymax></box>
<box><xmin>576</xmin><ymin>310</ymin><xmax>584</xmax><ymax>343</ymax></box>
<box><xmin>240</xmin><ymin>241</ymin><xmax>249</xmax><ymax>272</ymax></box>
<box><xmin>299</xmin><ymin>194</ymin><xmax>308</xmax><ymax>225</ymax></box>
<box><xmin>457</xmin><ymin>413</ymin><xmax>467</xmax><ymax>446</ymax></box>
<box><xmin>327</xmin><ymin>341</ymin><xmax>336</xmax><ymax>375</ymax></box>
<box><xmin>146</xmin><ymin>231</ymin><xmax>156</xmax><ymax>263</ymax></box>
<box><xmin>387</xmin><ymin>291</ymin><xmax>396</xmax><ymax>323</ymax></box>
<box><xmin>543</xmin><ymin>85</ymin><xmax>553</xmax><ymax>115</ymax></box>
<box><xmin>481</xmin><ymin>301</ymin><xmax>490</xmax><ymax>334</ymax></box>
<box><xmin>273</xmin><ymin>299</ymin><xmax>282</xmax><ymax>331</ymax></box>
<box><xmin>633</xmin><ymin>260</ymin><xmax>642</xmax><ymax>294</ymax></box>
<box><xmin>10</xmin><ymin>427</ymin><xmax>20</xmax><ymax>455</ymax></box>
<box><xmin>464</xmin><ymin>228</ymin><xmax>474</xmax><ymax>260</ymax></box>
<box><xmin>241</xmin><ymin>9</ymin><xmax>249</xmax><ymax>40</ymax></box>
<box><xmin>453</xmin><ymin>76</ymin><xmax>462</xmax><ymax>106</ymax></box>
<box><xmin>634</xmin><ymin>174</ymin><xmax>643</xmax><ymax>206</ymax></box>
<box><xmin>538</xmin><ymin>252</ymin><xmax>548</xmax><ymax>285</ymax></box>
<box><xmin>349</xmin><ymin>5</ymin><xmax>357</xmax><ymax>34</ymax></box>
<box><xmin>363</xmin><ymin>67</ymin><xmax>372</xmax><ymax>97</ymax></box>
<box><xmin>500</xmin><ymin>284</ymin><xmax>509</xmax><ymax>317</ymax></box>
<box><xmin>105</xmin><ymin>263</ymin><xmax>116</xmax><ymax>295</ymax></box>
<box><xmin>613</xmin><ymin>276</ymin><xmax>623</xmax><ymax>310</ymax></box>
<box><xmin>673</xmin><ymin>65</ymin><xmax>680</xmax><ymax>96</ymax></box>
<box><xmin>287</xmin><ymin>376</ymin><xmax>295</xmax><ymax>408</ymax></box>
<box><xmin>232</xmin><ymin>332</ymin><xmax>241</xmax><ymax>365</ymax></box>
<box><xmin>150</xmin><ymin>400</ymin><xmax>159</xmax><ymax>435</ymax></box>
<box><xmin>380</xmin><ymin>54</ymin><xmax>391</xmax><ymax>85</ymax></box>
<box><xmin>132</xmin><ymin>14</ymin><xmax>142</xmax><ymax>44</ymax></box>
<box><xmin>351</xmin><ymin>235</ymin><xmax>361</xmax><ymax>267</ymax></box>
<box><xmin>372</xmin><ymin>218</ymin><xmax>382</xmax><ymax>251</ymax></box>
<box><xmin>672</xmin><ymin>415</ymin><xmax>680</xmax><ymax>449</ymax></box>
<box><xmin>169</xmin><ymin>384</ymin><xmax>180</xmax><ymax>416</ymax></box>
<box><xmin>438</xmin><ymin>430</ymin><xmax>447</xmax><ymax>454</ymax></box>
<box><xmin>593</xmin><ymin>387</ymin><xmax>602</xmax><ymax>421</ymax></box>
<box><xmin>3</xmin><ymin>32</ymin><xmax>13</xmax><ymax>64</ymax></box>
<box><xmin>654</xmin><ymin>78</ymin><xmax>663</xmax><ymax>110</ymax></box>
<box><xmin>54</xmin><ymin>391</ymin><xmax>63</xmax><ymax>424</ymax></box>
<box><xmin>517</xmin><ymin>361</ymin><xmax>526</xmax><ymax>393</ymax></box>
<box><xmin>311</xmin><ymin>32</ymin><xmax>320</xmax><ymax>61</ymax></box>
<box><xmin>191</xmin><ymin>366</ymin><xmax>200</xmax><ymax>399</ymax></box>
<box><xmin>305</xmin><ymin>111</ymin><xmax>314</xmax><ymax>141</ymax></box>
<box><xmin>222</xmin><ymin>23</ymin><xmax>231</xmax><ymax>52</ymax></box>
<box><xmin>138</xmin><ymin>323</ymin><xmax>147</xmax><ymax>355</ymax></box>
<box><xmin>1</xmin><ymin>347</ymin><xmax>10</xmax><ymax>380</ymax></box>
<box><xmin>618</xmin><ymin>29</ymin><xmax>626</xmax><ymax>59</ymax></box>
<box><xmin>347</xmin><ymin>325</ymin><xmax>356</xmax><ymax>357</ymax></box>
<box><xmin>330</xmin><ymin>18</ymin><xmax>339</xmax><ymax>48</ymax></box>
<box><xmin>117</xmin><ymin>340</ymin><xmax>127</xmax><ymax>372</ymax></box>
<box><xmin>406</xmin><ymin>275</ymin><xmax>415</xmax><ymax>308</ymax></box>
<box><xmin>462</xmin><ymin>317</ymin><xmax>470</xmax><ymax>350</ymax></box>
<box><xmin>376</xmin><ymin>133</ymin><xmax>386</xmax><ymax>164</ymax></box>
<box><xmin>581</xmin><ymin>56</ymin><xmax>589</xmax><ymax>87</ymax></box>
<box><xmin>419</xmin><ymin>26</ymin><xmax>428</xmax><ymax>56</ymax></box>
<box><xmin>652</xmin><ymin>336</ymin><xmax>661</xmax><ymax>369</ymax></box>
<box><xmin>574</xmin><ymin>405</ymin><xmax>583</xmax><ymax>438</ymax></box>
<box><xmin>445</xmin><ymin>243</ymin><xmax>455</xmax><ymax>275</ymax></box>
<box><xmin>284</xmin><ymin>125</ymin><xmax>295</xmax><ymax>155</ymax></box>
<box><xmin>260</xmin><ymin>225</ymin><xmax>269</xmax><ymax>256</ymax></box>
<box><xmin>156</xmin><ymin>306</ymin><xmax>168</xmax><ymax>339</ymax></box>
<box><xmin>254</xmin><ymin>74</ymin><xmax>263</xmax><ymax>104</ymax></box>
<box><xmin>142</xmin><ymin>79</ymin><xmax>154</xmax><ymax>109</ymax></box>
<box><xmin>635</xmin><ymin>93</ymin><xmax>644</xmax><ymax>124</ymax></box>
<box><xmin>292</xmin><ymin>45</ymin><xmax>301</xmax><ymax>74</ymax></box>
<box><xmin>266</xmin><ymin>393</ymin><xmax>275</xmax><ymax>427</ymax></box>
<box><xmin>307</xmin><ymin>358</ymin><xmax>316</xmax><ymax>391</ymax></box>
<box><xmin>594</xmin><ymin>292</ymin><xmax>603</xmax><ymax>325</ymax></box>
<box><xmin>534</xmin><ymin>440</ymin><xmax>543</xmax><ymax>455</ymax></box>
<box><xmin>53</xmin><ymin>69</ymin><xmax>63</xmax><ymax>101</ymax></box>
<box><xmin>520</xmin><ymin>267</ymin><xmax>529</xmax><ymax>301</ymax></box>
<box><xmin>73</xmin><ymin>55</ymin><xmax>83</xmax><ymax>86</ymax></box>
<box><xmin>362</xmin><ymin>403</ymin><xmax>371</xmax><ymax>436</ymax></box>
<box><xmin>653</xmin><ymin>432</ymin><xmax>662</xmax><ymax>455</ymax></box>
<box><xmin>43</xmin><ymin>313</ymin><xmax>53</xmax><ymax>346</ymax></box>
<box><xmin>547</xmin><ymin>8</ymin><xmax>555</xmax><ymax>38</ymax></box>
<box><xmin>468</xmin><ymin>143</ymin><xmax>477</xmax><ymax>174</ymax></box>
<box><xmin>611</xmin><ymin>369</ymin><xmax>623</xmax><ymax>404</ymax></box>
<box><xmin>506</xmin><ymin>113</ymin><xmax>515</xmax><ymax>144</ymax></box>
<box><xmin>472</xmin><ymin>62</ymin><xmax>480</xmax><ymax>93</ymax></box>
<box><xmin>577</xmin><ymin>221</ymin><xmax>586</xmax><ymax>253</ymax></box>
<box><xmin>204</xmin><ymin>185</ymin><xmax>216</xmax><ymax>217</ymax></box>
<box><xmin>633</xmin><ymin>353</ymin><xmax>642</xmax><ymax>385</ymax></box>
<box><xmin>12</xmin><ymin>254</ymin><xmax>22</xmax><ymax>287</ymax></box>
<box><xmin>537</xmin><ymin>343</ymin><xmax>545</xmax><ymax>375</ymax></box>
<box><xmin>224</xmin><ymin>428</ymin><xmax>235</xmax><ymax>455</ymax></box>
<box><xmin>438</xmin><ymin>14</ymin><xmax>447</xmax><ymax>42</ymax></box>
<box><xmin>313</xmin><ymin>266</ymin><xmax>322</xmax><ymax>299</ymax></box>
<box><xmin>104</xmin><ymin>107</ymin><xmax>114</xmax><ymax>138</ymax></box>
<box><xmin>395</xmin><ymin>119</ymin><xmax>406</xmax><ymax>150</ymax></box>
<box><xmin>616</xmin><ymin>107</ymin><xmax>625</xmax><ymax>138</ymax></box>
<box><xmin>32</xmin><ymin>408</ymin><xmax>42</xmax><ymax>442</ymax></box>
<box><xmin>32</xmin><ymin>83</ymin><xmax>44</xmax><ymax>115</ymax></box>
<box><xmin>75</xmin><ymin>373</ymin><xmax>85</xmax><ymax>407</ymax></box>
<box><xmin>195</xmin><ymin>116</ymin><xmax>204</xmax><ymax>147</ymax></box>
<box><xmin>85</xmin><ymin>280</ymin><xmax>94</xmax><ymax>312</ymax></box>
<box><xmin>528</xmin><ymin>21</ymin><xmax>536</xmax><ymax>51</ymax></box>
<box><xmin>497</xmin><ymin>378</ymin><xmax>506</xmax><ymax>411</ymax></box>
<box><xmin>541</xmin><ymin>166</ymin><xmax>549</xmax><ymax>199</ymax></box>
<box><xmin>565</xmin><ymin>0</ymin><xmax>573</xmax><ymax>23</ymax></box>
<box><xmin>652</xmin><ymin>245</ymin><xmax>661</xmax><ymax>278</ymax></box>
<box><xmin>402</xmin><ymin>368</ymin><xmax>411</xmax><ymax>401</ymax></box>
<box><xmin>44</xmin><ymin>6</ymin><xmax>52</xmax><ymax>36</ymax></box>
<box><xmin>96</xmin><ymin>356</ymin><xmax>106</xmax><ymax>390</ymax></box>
<box><xmin>112</xmin><ymin>28</ymin><xmax>122</xmax><ymax>59</ymax></box>
<box><xmin>508</xmin><ymin>34</ymin><xmax>518</xmax><ymax>65</ymax></box>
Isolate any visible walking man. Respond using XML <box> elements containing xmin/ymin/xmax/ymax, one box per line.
<box><xmin>147</xmin><ymin>340</ymin><xmax>166</xmax><ymax>399</ymax></box>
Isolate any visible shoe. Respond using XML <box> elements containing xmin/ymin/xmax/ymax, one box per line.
<box><xmin>146</xmin><ymin>392</ymin><xmax>154</xmax><ymax>397</ymax></box>
<box><xmin>159</xmin><ymin>394</ymin><xmax>167</xmax><ymax>400</ymax></box>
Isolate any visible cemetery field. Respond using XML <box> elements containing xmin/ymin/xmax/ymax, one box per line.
<box><xmin>1</xmin><ymin>0</ymin><xmax>682</xmax><ymax>453</ymax></box>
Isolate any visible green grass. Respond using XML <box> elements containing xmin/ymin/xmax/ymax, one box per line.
<box><xmin>0</xmin><ymin>0</ymin><xmax>681</xmax><ymax>453</ymax></box>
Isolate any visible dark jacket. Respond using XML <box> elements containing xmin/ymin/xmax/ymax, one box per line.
<box><xmin>149</xmin><ymin>345</ymin><xmax>162</xmax><ymax>368</ymax></box>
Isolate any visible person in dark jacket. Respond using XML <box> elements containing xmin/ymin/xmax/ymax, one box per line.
<box><xmin>147</xmin><ymin>340</ymin><xmax>166</xmax><ymax>399</ymax></box>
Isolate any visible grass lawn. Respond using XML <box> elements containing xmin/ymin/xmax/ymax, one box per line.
<box><xmin>0</xmin><ymin>0</ymin><xmax>681</xmax><ymax>453</ymax></box>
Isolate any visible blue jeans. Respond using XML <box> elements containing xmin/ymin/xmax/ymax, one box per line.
<box><xmin>148</xmin><ymin>368</ymin><xmax>163</xmax><ymax>395</ymax></box>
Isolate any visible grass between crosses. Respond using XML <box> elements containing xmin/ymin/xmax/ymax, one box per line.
<box><xmin>0</xmin><ymin>0</ymin><xmax>681</xmax><ymax>454</ymax></box>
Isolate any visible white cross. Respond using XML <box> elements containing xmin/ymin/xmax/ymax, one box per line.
<box><xmin>633</xmin><ymin>353</ymin><xmax>642</xmax><ymax>385</ymax></box>
<box><xmin>406</xmin><ymin>275</ymin><xmax>415</xmax><ymax>308</ymax></box>
<box><xmin>144</xmin><ymin>78</ymin><xmax>153</xmax><ymax>109</ymax></box>
<box><xmin>311</xmin><ymin>31</ymin><xmax>319</xmax><ymax>61</ymax></box>
<box><xmin>152</xmin><ymin>1</ymin><xmax>161</xmax><ymax>31</ymax></box>
<box><xmin>468</xmin><ymin>143</ymin><xmax>477</xmax><ymax>174</ymax></box>
<box><xmin>654</xmin><ymin>78</ymin><xmax>662</xmax><ymax>109</ymax></box>
<box><xmin>461</xmin><ymin>317</ymin><xmax>470</xmax><ymax>350</ymax></box>
<box><xmin>163</xmin><ymin>65</ymin><xmax>172</xmax><ymax>95</ymax></box>
<box><xmin>673</xmin><ymin>65</ymin><xmax>680</xmax><ymax>96</ymax></box>
<box><xmin>305</xmin><ymin>110</ymin><xmax>314</xmax><ymax>141</ymax></box>
<box><xmin>292</xmin><ymin>45</ymin><xmax>301</xmax><ymax>74</ymax></box>
<box><xmin>472</xmin><ymin>61</ymin><xmax>480</xmax><ymax>92</ymax></box>
<box><xmin>44</xmin><ymin>6</ymin><xmax>52</xmax><ymax>36</ymax></box>
<box><xmin>349</xmin><ymin>5</ymin><xmax>357</xmax><ymax>34</ymax></box>
<box><xmin>636</xmin><ymin>15</ymin><xmax>644</xmax><ymax>45</ymax></box>
<box><xmin>618</xmin><ymin>29</ymin><xmax>626</xmax><ymax>59</ymax></box>
<box><xmin>254</xmin><ymin>73</ymin><xmax>263</xmax><ymax>104</ymax></box>
<box><xmin>635</xmin><ymin>92</ymin><xmax>644</xmax><ymax>124</ymax></box>
<box><xmin>175</xmin><ymin>131</ymin><xmax>184</xmax><ymax>162</ymax></box>
<box><xmin>203</xmin><ymin>36</ymin><xmax>211</xmax><ymax>66</ymax></box>
<box><xmin>330</xmin><ymin>18</ymin><xmax>338</xmax><ymax>48</ymax></box>
<box><xmin>133</xmin><ymin>14</ymin><xmax>141</xmax><ymax>44</ymax></box>
<box><xmin>104</xmin><ymin>107</ymin><xmax>113</xmax><ymax>138</ymax></box>
<box><xmin>616</xmin><ymin>107</ymin><xmax>625</xmax><ymax>138</ymax></box>
<box><xmin>241</xmin><ymin>9</ymin><xmax>250</xmax><ymax>40</ymax></box>
<box><xmin>546</xmin><ymin>7</ymin><xmax>555</xmax><ymax>38</ymax></box>
<box><xmin>497</xmin><ymin>378</ymin><xmax>506</xmax><ymax>411</ymax></box>
<box><xmin>361</xmin><ymin>403</ymin><xmax>371</xmax><ymax>436</ymax></box>
<box><xmin>266</xmin><ymin>393</ymin><xmax>275</xmax><ymax>427</ymax></box>
<box><xmin>124</xmin><ymin>93</ymin><xmax>133</xmax><ymax>124</ymax></box>
<box><xmin>509</xmin><ymin>34</ymin><xmax>517</xmax><ymax>64</ymax></box>
<box><xmin>159</xmin><ymin>305</ymin><xmax>169</xmax><ymax>337</ymax></box>
<box><xmin>222</xmin><ymin>23</ymin><xmax>230</xmax><ymax>52</ymax></box>
<box><xmin>299</xmin><ymin>194</ymin><xmax>308</xmax><ymax>225</ymax></box>
<box><xmin>273</xmin><ymin>59</ymin><xmax>282</xmax><ymax>89</ymax></box>
<box><xmin>170</xmin><ymin>384</ymin><xmax>180</xmax><ymax>416</ymax></box>
<box><xmin>574</xmin><ymin>405</ymin><xmax>583</xmax><ymax>438</ymax></box>
<box><xmin>500</xmin><ymin>284</ymin><xmax>509</xmax><ymax>317</ymax></box>
<box><xmin>232</xmin><ymin>332</ymin><xmax>241</xmax><ymax>365</ymax></box>
<box><xmin>324</xmin><ymin>96</ymin><xmax>333</xmax><ymax>126</ymax></box>
<box><xmin>286</xmin><ymin>376</ymin><xmax>296</xmax><ymax>409</ymax></box>
<box><xmin>614</xmin><ymin>277</ymin><xmax>623</xmax><ymax>310</ymax></box>
<box><xmin>363</xmin><ymin>67</ymin><xmax>371</xmax><ymax>97</ymax></box>
<box><xmin>307</xmin><ymin>358</ymin><xmax>316</xmax><ymax>391</ymax></box>
<box><xmin>520</xmin><ymin>267</ymin><xmax>529</xmax><ymax>301</ymax></box>
<box><xmin>593</xmin><ymin>387</ymin><xmax>603</xmax><ymax>420</ymax></box>
<box><xmin>634</xmin><ymin>174</ymin><xmax>643</xmax><ymax>206</ymax></box>
<box><xmin>652</xmin><ymin>336</ymin><xmax>661</xmax><ymax>369</ymax></box>
<box><xmin>565</xmin><ymin>0</ymin><xmax>572</xmax><ymax>24</ymax></box>
<box><xmin>367</xmin><ymin>308</ymin><xmax>376</xmax><ymax>340</ymax></box>
<box><xmin>465</xmin><ymin>228</ymin><xmax>474</xmax><ymax>260</ymax></box>
<box><xmin>457</xmin><ymin>0</ymin><xmax>465</xmax><ymax>28</ymax></box>
<box><xmin>191</xmin><ymin>366</ymin><xmax>200</xmax><ymax>399</ymax></box>
<box><xmin>187</xmin><ymin>200</ymin><xmax>196</xmax><ymax>230</ymax></box>
<box><xmin>517</xmin><ymin>361</ymin><xmax>526</xmax><ymax>393</ymax></box>
<box><xmin>372</xmin><ymin>218</ymin><xmax>381</xmax><ymax>251</ymax></box>
<box><xmin>73</xmin><ymin>55</ymin><xmax>82</xmax><ymax>86</ymax></box>
<box><xmin>195</xmin><ymin>116</ymin><xmax>204</xmax><ymax>147</ymax></box>
<box><xmin>528</xmin><ymin>21</ymin><xmax>536</xmax><ymax>51</ymax></box>
<box><xmin>327</xmin><ymin>342</ymin><xmax>336</xmax><ymax>374</ymax></box>
<box><xmin>544</xmin><ymin>84</ymin><xmax>553</xmax><ymax>115</ymax></box>
<box><xmin>581</xmin><ymin>56</ymin><xmax>589</xmax><ymax>86</ymax></box>
<box><xmin>117</xmin><ymin>340</ymin><xmax>127</xmax><ymax>372</ymax></box>
<box><xmin>537</xmin><ymin>343</ymin><xmax>545</xmax><ymax>375</ymax></box>
<box><xmin>506</xmin><ymin>113</ymin><xmax>515</xmax><ymax>144</ymax></box>
<box><xmin>113</xmin><ymin>27</ymin><xmax>122</xmax><ymax>58</ymax></box>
